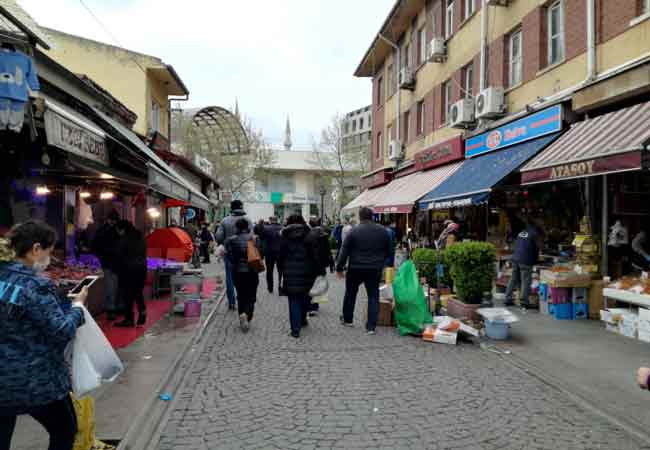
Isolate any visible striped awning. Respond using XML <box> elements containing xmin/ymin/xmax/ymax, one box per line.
<box><xmin>522</xmin><ymin>101</ymin><xmax>650</xmax><ymax>184</ymax></box>
<box><xmin>373</xmin><ymin>161</ymin><xmax>463</xmax><ymax>214</ymax></box>
<box><xmin>342</xmin><ymin>184</ymin><xmax>390</xmax><ymax>211</ymax></box>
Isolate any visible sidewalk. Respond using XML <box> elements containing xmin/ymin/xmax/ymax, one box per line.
<box><xmin>493</xmin><ymin>308</ymin><xmax>650</xmax><ymax>438</ymax></box>
<box><xmin>11</xmin><ymin>261</ymin><xmax>225</xmax><ymax>450</ymax></box>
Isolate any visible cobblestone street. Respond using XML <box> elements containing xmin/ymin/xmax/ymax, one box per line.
<box><xmin>156</xmin><ymin>275</ymin><xmax>647</xmax><ymax>450</ymax></box>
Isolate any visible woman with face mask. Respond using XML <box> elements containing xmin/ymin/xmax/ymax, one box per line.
<box><xmin>0</xmin><ymin>220</ymin><xmax>88</xmax><ymax>450</ymax></box>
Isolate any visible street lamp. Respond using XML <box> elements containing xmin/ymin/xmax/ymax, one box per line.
<box><xmin>319</xmin><ymin>184</ymin><xmax>327</xmax><ymax>221</ymax></box>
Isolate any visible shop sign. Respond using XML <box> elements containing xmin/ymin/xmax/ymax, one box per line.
<box><xmin>428</xmin><ymin>197</ymin><xmax>474</xmax><ymax>210</ymax></box>
<box><xmin>44</xmin><ymin>110</ymin><xmax>108</xmax><ymax>166</ymax></box>
<box><xmin>374</xmin><ymin>205</ymin><xmax>412</xmax><ymax>214</ymax></box>
<box><xmin>194</xmin><ymin>155</ymin><xmax>214</xmax><ymax>177</ymax></box>
<box><xmin>362</xmin><ymin>169</ymin><xmax>393</xmax><ymax>189</ymax></box>
<box><xmin>522</xmin><ymin>152</ymin><xmax>643</xmax><ymax>184</ymax></box>
<box><xmin>414</xmin><ymin>136</ymin><xmax>464</xmax><ymax>171</ymax></box>
<box><xmin>186</xmin><ymin>208</ymin><xmax>196</xmax><ymax>220</ymax></box>
<box><xmin>283</xmin><ymin>193</ymin><xmax>319</xmax><ymax>204</ymax></box>
<box><xmin>465</xmin><ymin>105</ymin><xmax>562</xmax><ymax>158</ymax></box>
<box><xmin>148</xmin><ymin>164</ymin><xmax>190</xmax><ymax>201</ymax></box>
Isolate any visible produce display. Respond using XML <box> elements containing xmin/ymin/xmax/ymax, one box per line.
<box><xmin>607</xmin><ymin>276</ymin><xmax>650</xmax><ymax>295</ymax></box>
<box><xmin>44</xmin><ymin>258</ymin><xmax>102</xmax><ymax>286</ymax></box>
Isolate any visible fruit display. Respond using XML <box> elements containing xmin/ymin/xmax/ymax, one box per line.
<box><xmin>44</xmin><ymin>257</ymin><xmax>101</xmax><ymax>285</ymax></box>
<box><xmin>608</xmin><ymin>276</ymin><xmax>650</xmax><ymax>295</ymax></box>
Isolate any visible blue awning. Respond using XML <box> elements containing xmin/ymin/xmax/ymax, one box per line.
<box><xmin>418</xmin><ymin>133</ymin><xmax>561</xmax><ymax>210</ymax></box>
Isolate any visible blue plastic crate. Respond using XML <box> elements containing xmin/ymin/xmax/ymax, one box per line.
<box><xmin>549</xmin><ymin>302</ymin><xmax>556</xmax><ymax>316</ymax></box>
<box><xmin>554</xmin><ymin>303</ymin><xmax>573</xmax><ymax>320</ymax></box>
<box><xmin>572</xmin><ymin>302</ymin><xmax>588</xmax><ymax>320</ymax></box>
<box><xmin>572</xmin><ymin>287</ymin><xmax>588</xmax><ymax>304</ymax></box>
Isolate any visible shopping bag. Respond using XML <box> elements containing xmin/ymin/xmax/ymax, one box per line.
<box><xmin>312</xmin><ymin>294</ymin><xmax>329</xmax><ymax>304</ymax></box>
<box><xmin>309</xmin><ymin>275</ymin><xmax>329</xmax><ymax>297</ymax></box>
<box><xmin>247</xmin><ymin>239</ymin><xmax>265</xmax><ymax>273</ymax></box>
<box><xmin>72</xmin><ymin>306</ymin><xmax>124</xmax><ymax>397</ymax></box>
<box><xmin>392</xmin><ymin>260</ymin><xmax>432</xmax><ymax>336</ymax></box>
<box><xmin>384</xmin><ymin>267</ymin><xmax>395</xmax><ymax>284</ymax></box>
<box><xmin>71</xmin><ymin>394</ymin><xmax>95</xmax><ymax>450</ymax></box>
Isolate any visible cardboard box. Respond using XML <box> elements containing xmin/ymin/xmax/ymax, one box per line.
<box><xmin>422</xmin><ymin>324</ymin><xmax>458</xmax><ymax>345</ymax></box>
<box><xmin>589</xmin><ymin>281</ymin><xmax>604</xmax><ymax>319</ymax></box>
<box><xmin>377</xmin><ymin>300</ymin><xmax>394</xmax><ymax>327</ymax></box>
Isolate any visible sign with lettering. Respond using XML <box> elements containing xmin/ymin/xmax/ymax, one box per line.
<box><xmin>361</xmin><ymin>169</ymin><xmax>392</xmax><ymax>189</ymax></box>
<box><xmin>414</xmin><ymin>136</ymin><xmax>464</xmax><ymax>171</ymax></box>
<box><xmin>465</xmin><ymin>105</ymin><xmax>563</xmax><ymax>158</ymax></box>
<box><xmin>44</xmin><ymin>109</ymin><xmax>108</xmax><ymax>165</ymax></box>
<box><xmin>522</xmin><ymin>152</ymin><xmax>643</xmax><ymax>184</ymax></box>
<box><xmin>374</xmin><ymin>205</ymin><xmax>413</xmax><ymax>214</ymax></box>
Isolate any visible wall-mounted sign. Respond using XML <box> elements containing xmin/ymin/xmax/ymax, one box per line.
<box><xmin>44</xmin><ymin>109</ymin><xmax>108</xmax><ymax>166</ymax></box>
<box><xmin>361</xmin><ymin>169</ymin><xmax>392</xmax><ymax>189</ymax></box>
<box><xmin>194</xmin><ymin>155</ymin><xmax>214</xmax><ymax>177</ymax></box>
<box><xmin>522</xmin><ymin>152</ymin><xmax>642</xmax><ymax>184</ymax></box>
<box><xmin>374</xmin><ymin>205</ymin><xmax>412</xmax><ymax>214</ymax></box>
<box><xmin>186</xmin><ymin>208</ymin><xmax>196</xmax><ymax>220</ymax></box>
<box><xmin>414</xmin><ymin>136</ymin><xmax>464</xmax><ymax>171</ymax></box>
<box><xmin>148</xmin><ymin>164</ymin><xmax>190</xmax><ymax>202</ymax></box>
<box><xmin>465</xmin><ymin>105</ymin><xmax>563</xmax><ymax>158</ymax></box>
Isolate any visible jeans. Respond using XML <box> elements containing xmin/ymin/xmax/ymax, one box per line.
<box><xmin>342</xmin><ymin>268</ymin><xmax>382</xmax><ymax>331</ymax></box>
<box><xmin>225</xmin><ymin>257</ymin><xmax>236</xmax><ymax>306</ymax></box>
<box><xmin>200</xmin><ymin>243</ymin><xmax>211</xmax><ymax>263</ymax></box>
<box><xmin>103</xmin><ymin>268</ymin><xmax>118</xmax><ymax>312</ymax></box>
<box><xmin>265</xmin><ymin>253</ymin><xmax>282</xmax><ymax>292</ymax></box>
<box><xmin>506</xmin><ymin>261</ymin><xmax>533</xmax><ymax>305</ymax></box>
<box><xmin>121</xmin><ymin>269</ymin><xmax>147</xmax><ymax>322</ymax></box>
<box><xmin>233</xmin><ymin>271</ymin><xmax>259</xmax><ymax>320</ymax></box>
<box><xmin>0</xmin><ymin>395</ymin><xmax>77</xmax><ymax>450</ymax></box>
<box><xmin>288</xmin><ymin>294</ymin><xmax>311</xmax><ymax>334</ymax></box>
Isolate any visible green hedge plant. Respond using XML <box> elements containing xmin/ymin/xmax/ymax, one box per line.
<box><xmin>411</xmin><ymin>248</ymin><xmax>451</xmax><ymax>287</ymax></box>
<box><xmin>445</xmin><ymin>241</ymin><xmax>496</xmax><ymax>304</ymax></box>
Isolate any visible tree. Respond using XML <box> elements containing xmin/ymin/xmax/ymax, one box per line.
<box><xmin>311</xmin><ymin>113</ymin><xmax>369</xmax><ymax>219</ymax></box>
<box><xmin>171</xmin><ymin>108</ymin><xmax>276</xmax><ymax>204</ymax></box>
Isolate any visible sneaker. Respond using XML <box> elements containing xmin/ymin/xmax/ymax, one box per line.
<box><xmin>239</xmin><ymin>314</ymin><xmax>250</xmax><ymax>332</ymax></box>
<box><xmin>339</xmin><ymin>316</ymin><xmax>353</xmax><ymax>327</ymax></box>
<box><xmin>308</xmin><ymin>311</ymin><xmax>318</xmax><ymax>317</ymax></box>
<box><xmin>289</xmin><ymin>331</ymin><xmax>300</xmax><ymax>338</ymax></box>
<box><xmin>503</xmin><ymin>301</ymin><xmax>515</xmax><ymax>307</ymax></box>
<box><xmin>228</xmin><ymin>304</ymin><xmax>236</xmax><ymax>311</ymax></box>
<box><xmin>137</xmin><ymin>313</ymin><xmax>147</xmax><ymax>326</ymax></box>
<box><xmin>302</xmin><ymin>319</ymin><xmax>309</xmax><ymax>327</ymax></box>
<box><xmin>366</xmin><ymin>330</ymin><xmax>376</xmax><ymax>335</ymax></box>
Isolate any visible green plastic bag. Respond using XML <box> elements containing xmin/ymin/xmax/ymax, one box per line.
<box><xmin>392</xmin><ymin>260</ymin><xmax>432</xmax><ymax>336</ymax></box>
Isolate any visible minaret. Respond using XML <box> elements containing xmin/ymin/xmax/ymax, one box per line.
<box><xmin>234</xmin><ymin>98</ymin><xmax>240</xmax><ymax>119</ymax></box>
<box><xmin>284</xmin><ymin>115</ymin><xmax>292</xmax><ymax>151</ymax></box>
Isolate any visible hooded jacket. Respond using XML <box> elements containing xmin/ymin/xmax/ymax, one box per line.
<box><xmin>215</xmin><ymin>209</ymin><xmax>253</xmax><ymax>246</ymax></box>
<box><xmin>336</xmin><ymin>221</ymin><xmax>391</xmax><ymax>272</ymax></box>
<box><xmin>279</xmin><ymin>224</ymin><xmax>319</xmax><ymax>296</ymax></box>
<box><xmin>0</xmin><ymin>258</ymin><xmax>85</xmax><ymax>415</ymax></box>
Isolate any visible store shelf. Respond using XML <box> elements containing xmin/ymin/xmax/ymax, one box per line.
<box><xmin>603</xmin><ymin>288</ymin><xmax>650</xmax><ymax>309</ymax></box>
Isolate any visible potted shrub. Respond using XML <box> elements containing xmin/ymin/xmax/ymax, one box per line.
<box><xmin>411</xmin><ymin>248</ymin><xmax>451</xmax><ymax>288</ymax></box>
<box><xmin>445</xmin><ymin>241</ymin><xmax>496</xmax><ymax>321</ymax></box>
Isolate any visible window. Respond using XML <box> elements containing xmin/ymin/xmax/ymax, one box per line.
<box><xmin>442</xmin><ymin>80</ymin><xmax>452</xmax><ymax>124</ymax></box>
<box><xmin>369</xmin><ymin>115</ymin><xmax>372</xmax><ymax>127</ymax></box>
<box><xmin>418</xmin><ymin>28</ymin><xmax>427</xmax><ymax>65</ymax></box>
<box><xmin>344</xmin><ymin>122</ymin><xmax>350</xmax><ymax>134</ymax></box>
<box><xmin>387</xmin><ymin>64</ymin><xmax>394</xmax><ymax>97</ymax></box>
<box><xmin>417</xmin><ymin>101</ymin><xmax>426</xmax><ymax>136</ymax></box>
<box><xmin>352</xmin><ymin>120</ymin><xmax>357</xmax><ymax>132</ymax></box>
<box><xmin>150</xmin><ymin>100</ymin><xmax>161</xmax><ymax>132</ymax></box>
<box><xmin>405</xmin><ymin>42</ymin><xmax>413</xmax><ymax>69</ymax></box>
<box><xmin>270</xmin><ymin>173</ymin><xmax>295</xmax><ymax>193</ymax></box>
<box><xmin>446</xmin><ymin>0</ymin><xmax>454</xmax><ymax>39</ymax></box>
<box><xmin>387</xmin><ymin>124</ymin><xmax>393</xmax><ymax>144</ymax></box>
<box><xmin>360</xmin><ymin>118</ymin><xmax>364</xmax><ymax>129</ymax></box>
<box><xmin>403</xmin><ymin>110</ymin><xmax>410</xmax><ymax>142</ymax></box>
<box><xmin>548</xmin><ymin>0</ymin><xmax>565</xmax><ymax>65</ymax></box>
<box><xmin>464</xmin><ymin>0</ymin><xmax>474</xmax><ymax>20</ymax></box>
<box><xmin>376</xmin><ymin>76</ymin><xmax>384</xmax><ymax>105</ymax></box>
<box><xmin>463</xmin><ymin>64</ymin><xmax>474</xmax><ymax>98</ymax></box>
<box><xmin>376</xmin><ymin>132</ymin><xmax>383</xmax><ymax>159</ymax></box>
<box><xmin>509</xmin><ymin>29</ymin><xmax>523</xmax><ymax>87</ymax></box>
<box><xmin>643</xmin><ymin>0</ymin><xmax>650</xmax><ymax>14</ymax></box>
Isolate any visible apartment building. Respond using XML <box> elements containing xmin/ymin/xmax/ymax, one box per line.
<box><xmin>355</xmin><ymin>0</ymin><xmax>650</xmax><ymax>180</ymax></box>
<box><xmin>342</xmin><ymin>105</ymin><xmax>372</xmax><ymax>157</ymax></box>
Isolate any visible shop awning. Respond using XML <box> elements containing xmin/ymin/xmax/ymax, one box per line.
<box><xmin>418</xmin><ymin>133</ymin><xmax>561</xmax><ymax>210</ymax></box>
<box><xmin>342</xmin><ymin>184</ymin><xmax>390</xmax><ymax>211</ymax></box>
<box><xmin>92</xmin><ymin>107</ymin><xmax>214</xmax><ymax>210</ymax></box>
<box><xmin>373</xmin><ymin>161</ymin><xmax>463</xmax><ymax>214</ymax></box>
<box><xmin>521</xmin><ymin>101</ymin><xmax>650</xmax><ymax>184</ymax></box>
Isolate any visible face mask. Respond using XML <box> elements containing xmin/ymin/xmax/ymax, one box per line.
<box><xmin>33</xmin><ymin>256</ymin><xmax>51</xmax><ymax>272</ymax></box>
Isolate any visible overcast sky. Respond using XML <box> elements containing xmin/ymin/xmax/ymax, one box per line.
<box><xmin>19</xmin><ymin>0</ymin><xmax>393</xmax><ymax>147</ymax></box>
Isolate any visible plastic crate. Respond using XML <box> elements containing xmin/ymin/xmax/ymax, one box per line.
<box><xmin>554</xmin><ymin>303</ymin><xmax>573</xmax><ymax>320</ymax></box>
<box><xmin>538</xmin><ymin>283</ymin><xmax>549</xmax><ymax>303</ymax></box>
<box><xmin>549</xmin><ymin>302</ymin><xmax>556</xmax><ymax>316</ymax></box>
<box><xmin>572</xmin><ymin>302</ymin><xmax>588</xmax><ymax>320</ymax></box>
<box><xmin>549</xmin><ymin>287</ymin><xmax>571</xmax><ymax>304</ymax></box>
<box><xmin>572</xmin><ymin>287</ymin><xmax>588</xmax><ymax>304</ymax></box>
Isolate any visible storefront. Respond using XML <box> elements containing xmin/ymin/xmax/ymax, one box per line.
<box><xmin>342</xmin><ymin>167</ymin><xmax>393</xmax><ymax>217</ymax></box>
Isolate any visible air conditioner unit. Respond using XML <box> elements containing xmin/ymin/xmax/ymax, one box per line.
<box><xmin>475</xmin><ymin>87</ymin><xmax>506</xmax><ymax>119</ymax></box>
<box><xmin>428</xmin><ymin>37</ymin><xmax>447</xmax><ymax>63</ymax></box>
<box><xmin>388</xmin><ymin>140</ymin><xmax>404</xmax><ymax>161</ymax></box>
<box><xmin>486</xmin><ymin>0</ymin><xmax>509</xmax><ymax>5</ymax></box>
<box><xmin>398</xmin><ymin>67</ymin><xmax>415</xmax><ymax>90</ymax></box>
<box><xmin>449</xmin><ymin>98</ymin><xmax>476</xmax><ymax>129</ymax></box>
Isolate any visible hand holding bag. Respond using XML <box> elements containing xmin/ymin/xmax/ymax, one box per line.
<box><xmin>247</xmin><ymin>238</ymin><xmax>266</xmax><ymax>273</ymax></box>
<box><xmin>309</xmin><ymin>275</ymin><xmax>329</xmax><ymax>297</ymax></box>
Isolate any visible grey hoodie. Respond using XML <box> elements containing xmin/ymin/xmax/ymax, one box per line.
<box><xmin>215</xmin><ymin>209</ymin><xmax>253</xmax><ymax>246</ymax></box>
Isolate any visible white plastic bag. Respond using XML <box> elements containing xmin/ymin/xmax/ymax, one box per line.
<box><xmin>72</xmin><ymin>306</ymin><xmax>124</xmax><ymax>396</ymax></box>
<box><xmin>309</xmin><ymin>275</ymin><xmax>329</xmax><ymax>297</ymax></box>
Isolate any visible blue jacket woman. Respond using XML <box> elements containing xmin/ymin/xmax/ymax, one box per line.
<box><xmin>0</xmin><ymin>221</ymin><xmax>87</xmax><ymax>450</ymax></box>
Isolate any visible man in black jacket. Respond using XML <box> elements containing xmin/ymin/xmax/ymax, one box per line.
<box><xmin>260</xmin><ymin>216</ymin><xmax>283</xmax><ymax>293</ymax></box>
<box><xmin>336</xmin><ymin>207</ymin><xmax>391</xmax><ymax>334</ymax></box>
<box><xmin>306</xmin><ymin>216</ymin><xmax>335</xmax><ymax>316</ymax></box>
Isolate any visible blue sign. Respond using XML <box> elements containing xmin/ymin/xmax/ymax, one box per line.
<box><xmin>185</xmin><ymin>209</ymin><xmax>196</xmax><ymax>220</ymax></box>
<box><xmin>465</xmin><ymin>105</ymin><xmax>562</xmax><ymax>158</ymax></box>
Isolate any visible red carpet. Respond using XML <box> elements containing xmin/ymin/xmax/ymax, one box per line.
<box><xmin>97</xmin><ymin>278</ymin><xmax>221</xmax><ymax>349</ymax></box>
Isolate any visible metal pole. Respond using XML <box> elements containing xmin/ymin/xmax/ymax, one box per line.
<box><xmin>602</xmin><ymin>174</ymin><xmax>608</xmax><ymax>276</ymax></box>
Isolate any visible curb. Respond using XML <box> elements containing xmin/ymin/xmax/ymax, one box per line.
<box><xmin>116</xmin><ymin>289</ymin><xmax>226</xmax><ymax>450</ymax></box>
<box><xmin>491</xmin><ymin>344</ymin><xmax>650</xmax><ymax>447</ymax></box>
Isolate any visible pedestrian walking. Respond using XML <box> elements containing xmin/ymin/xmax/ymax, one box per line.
<box><xmin>336</xmin><ymin>207</ymin><xmax>391</xmax><ymax>335</ymax></box>
<box><xmin>225</xmin><ymin>219</ymin><xmax>260</xmax><ymax>333</ymax></box>
<box><xmin>279</xmin><ymin>215</ymin><xmax>320</xmax><ymax>338</ymax></box>
<box><xmin>216</xmin><ymin>200</ymin><xmax>253</xmax><ymax>311</ymax></box>
<box><xmin>260</xmin><ymin>216</ymin><xmax>283</xmax><ymax>293</ymax></box>
<box><xmin>91</xmin><ymin>210</ymin><xmax>120</xmax><ymax>320</ymax></box>
<box><xmin>341</xmin><ymin>219</ymin><xmax>356</xmax><ymax>245</ymax></box>
<box><xmin>505</xmin><ymin>217</ymin><xmax>542</xmax><ymax>308</ymax></box>
<box><xmin>306</xmin><ymin>216</ymin><xmax>334</xmax><ymax>317</ymax></box>
<box><xmin>384</xmin><ymin>221</ymin><xmax>396</xmax><ymax>268</ymax></box>
<box><xmin>114</xmin><ymin>220</ymin><xmax>148</xmax><ymax>327</ymax></box>
<box><xmin>0</xmin><ymin>221</ymin><xmax>88</xmax><ymax>450</ymax></box>
<box><xmin>199</xmin><ymin>222</ymin><xmax>214</xmax><ymax>264</ymax></box>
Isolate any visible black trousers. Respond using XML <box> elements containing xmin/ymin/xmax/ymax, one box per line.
<box><xmin>0</xmin><ymin>395</ymin><xmax>78</xmax><ymax>450</ymax></box>
<box><xmin>121</xmin><ymin>269</ymin><xmax>147</xmax><ymax>322</ymax></box>
<box><xmin>342</xmin><ymin>268</ymin><xmax>382</xmax><ymax>331</ymax></box>
<box><xmin>265</xmin><ymin>253</ymin><xmax>282</xmax><ymax>291</ymax></box>
<box><xmin>200</xmin><ymin>243</ymin><xmax>211</xmax><ymax>263</ymax></box>
<box><xmin>233</xmin><ymin>271</ymin><xmax>259</xmax><ymax>320</ymax></box>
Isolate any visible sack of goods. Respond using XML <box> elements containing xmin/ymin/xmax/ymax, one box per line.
<box><xmin>309</xmin><ymin>275</ymin><xmax>329</xmax><ymax>297</ymax></box>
